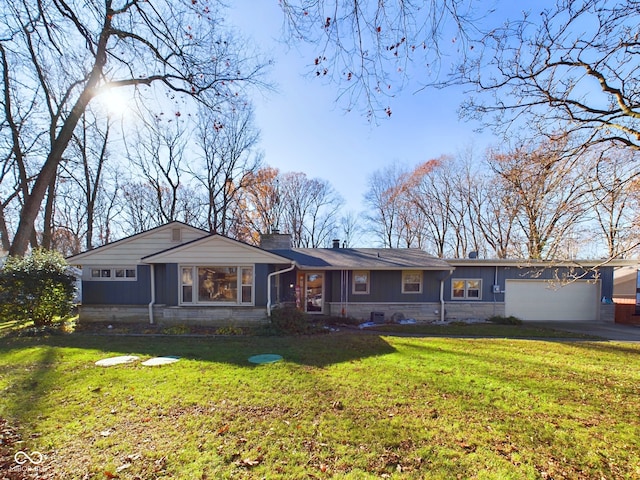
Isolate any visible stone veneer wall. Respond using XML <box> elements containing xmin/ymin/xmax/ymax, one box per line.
<box><xmin>327</xmin><ymin>302</ymin><xmax>443</xmax><ymax>322</ymax></box>
<box><xmin>329</xmin><ymin>302</ymin><xmax>507</xmax><ymax>323</ymax></box>
<box><xmin>444</xmin><ymin>302</ymin><xmax>506</xmax><ymax>321</ymax></box>
<box><xmin>600</xmin><ymin>304</ymin><xmax>615</xmax><ymax>323</ymax></box>
<box><xmin>329</xmin><ymin>301</ymin><xmax>612</xmax><ymax>323</ymax></box>
<box><xmin>78</xmin><ymin>305</ymin><xmax>269</xmax><ymax>327</ymax></box>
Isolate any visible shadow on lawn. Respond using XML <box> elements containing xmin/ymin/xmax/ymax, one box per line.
<box><xmin>0</xmin><ymin>331</ymin><xmax>398</xmax><ymax>368</ymax></box>
<box><xmin>1</xmin><ymin>345</ymin><xmax>60</xmax><ymax>422</ymax></box>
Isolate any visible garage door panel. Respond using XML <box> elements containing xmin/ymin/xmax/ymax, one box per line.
<box><xmin>505</xmin><ymin>280</ymin><xmax>600</xmax><ymax>321</ymax></box>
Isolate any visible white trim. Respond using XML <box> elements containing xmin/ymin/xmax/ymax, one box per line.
<box><xmin>304</xmin><ymin>272</ymin><xmax>325</xmax><ymax>314</ymax></box>
<box><xmin>148</xmin><ymin>264</ymin><xmax>155</xmax><ymax>325</ymax></box>
<box><xmin>402</xmin><ymin>270</ymin><xmax>423</xmax><ymax>294</ymax></box>
<box><xmin>267</xmin><ymin>263</ymin><xmax>296</xmax><ymax>316</ymax></box>
<box><xmin>352</xmin><ymin>270</ymin><xmax>370</xmax><ymax>295</ymax></box>
<box><xmin>178</xmin><ymin>264</ymin><xmax>255</xmax><ymax>306</ymax></box>
<box><xmin>452</xmin><ymin>279</ymin><xmax>482</xmax><ymax>300</ymax></box>
<box><xmin>86</xmin><ymin>266</ymin><xmax>137</xmax><ymax>281</ymax></box>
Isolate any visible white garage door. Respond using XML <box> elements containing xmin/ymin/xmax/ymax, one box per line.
<box><xmin>505</xmin><ymin>280</ymin><xmax>600</xmax><ymax>321</ymax></box>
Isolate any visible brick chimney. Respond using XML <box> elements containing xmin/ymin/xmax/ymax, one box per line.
<box><xmin>260</xmin><ymin>232</ymin><xmax>293</xmax><ymax>250</ymax></box>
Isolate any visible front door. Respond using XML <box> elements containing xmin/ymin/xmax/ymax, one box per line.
<box><xmin>305</xmin><ymin>273</ymin><xmax>324</xmax><ymax>313</ymax></box>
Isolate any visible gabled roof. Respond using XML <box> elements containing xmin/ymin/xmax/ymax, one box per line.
<box><xmin>142</xmin><ymin>234</ymin><xmax>294</xmax><ymax>265</ymax></box>
<box><xmin>271</xmin><ymin>248</ymin><xmax>453</xmax><ymax>270</ymax></box>
<box><xmin>66</xmin><ymin>221</ymin><xmax>209</xmax><ymax>265</ymax></box>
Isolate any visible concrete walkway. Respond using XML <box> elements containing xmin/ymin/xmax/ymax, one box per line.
<box><xmin>527</xmin><ymin>321</ymin><xmax>640</xmax><ymax>342</ymax></box>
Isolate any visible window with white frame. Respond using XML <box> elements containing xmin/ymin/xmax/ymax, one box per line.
<box><xmin>353</xmin><ymin>271</ymin><xmax>370</xmax><ymax>294</ymax></box>
<box><xmin>452</xmin><ymin>279</ymin><xmax>481</xmax><ymax>300</ymax></box>
<box><xmin>402</xmin><ymin>270</ymin><xmax>422</xmax><ymax>293</ymax></box>
<box><xmin>88</xmin><ymin>267</ymin><xmax>137</xmax><ymax>281</ymax></box>
<box><xmin>180</xmin><ymin>266</ymin><xmax>254</xmax><ymax>305</ymax></box>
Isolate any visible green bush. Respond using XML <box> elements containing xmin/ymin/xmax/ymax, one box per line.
<box><xmin>215</xmin><ymin>325</ymin><xmax>244</xmax><ymax>335</ymax></box>
<box><xmin>270</xmin><ymin>306</ymin><xmax>315</xmax><ymax>334</ymax></box>
<box><xmin>487</xmin><ymin>315</ymin><xmax>523</xmax><ymax>325</ymax></box>
<box><xmin>0</xmin><ymin>250</ymin><xmax>77</xmax><ymax>326</ymax></box>
<box><xmin>161</xmin><ymin>324</ymin><xmax>192</xmax><ymax>335</ymax></box>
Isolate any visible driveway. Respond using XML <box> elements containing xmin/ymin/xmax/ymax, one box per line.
<box><xmin>527</xmin><ymin>321</ymin><xmax>640</xmax><ymax>342</ymax></box>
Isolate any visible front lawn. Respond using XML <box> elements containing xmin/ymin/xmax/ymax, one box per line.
<box><xmin>1</xmin><ymin>332</ymin><xmax>639</xmax><ymax>479</ymax></box>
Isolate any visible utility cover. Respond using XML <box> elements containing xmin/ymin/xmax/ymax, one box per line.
<box><xmin>141</xmin><ymin>356</ymin><xmax>181</xmax><ymax>366</ymax></box>
<box><xmin>248</xmin><ymin>354</ymin><xmax>283</xmax><ymax>364</ymax></box>
<box><xmin>95</xmin><ymin>355</ymin><xmax>140</xmax><ymax>367</ymax></box>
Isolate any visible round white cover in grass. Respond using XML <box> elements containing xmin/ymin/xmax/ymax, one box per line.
<box><xmin>95</xmin><ymin>355</ymin><xmax>139</xmax><ymax>367</ymax></box>
<box><xmin>248</xmin><ymin>354</ymin><xmax>283</xmax><ymax>364</ymax></box>
<box><xmin>141</xmin><ymin>356</ymin><xmax>181</xmax><ymax>366</ymax></box>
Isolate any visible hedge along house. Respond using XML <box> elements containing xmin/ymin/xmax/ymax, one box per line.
<box><xmin>67</xmin><ymin>222</ymin><xmax>295</xmax><ymax>326</ymax></box>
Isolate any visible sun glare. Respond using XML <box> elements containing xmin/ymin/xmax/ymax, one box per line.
<box><xmin>96</xmin><ymin>88</ymin><xmax>130</xmax><ymax>116</ymax></box>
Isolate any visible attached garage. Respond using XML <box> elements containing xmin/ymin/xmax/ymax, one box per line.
<box><xmin>505</xmin><ymin>279</ymin><xmax>601</xmax><ymax>321</ymax></box>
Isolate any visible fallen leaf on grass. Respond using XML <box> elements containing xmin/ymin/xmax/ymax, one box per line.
<box><xmin>116</xmin><ymin>463</ymin><xmax>131</xmax><ymax>473</ymax></box>
<box><xmin>217</xmin><ymin>424</ymin><xmax>230</xmax><ymax>435</ymax></box>
<box><xmin>104</xmin><ymin>471</ymin><xmax>117</xmax><ymax>479</ymax></box>
<box><xmin>237</xmin><ymin>455</ymin><xmax>264</xmax><ymax>467</ymax></box>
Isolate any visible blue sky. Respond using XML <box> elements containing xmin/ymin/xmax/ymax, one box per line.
<box><xmin>227</xmin><ymin>1</ymin><xmax>501</xmax><ymax>214</ymax></box>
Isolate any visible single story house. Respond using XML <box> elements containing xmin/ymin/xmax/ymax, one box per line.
<box><xmin>67</xmin><ymin>221</ymin><xmax>637</xmax><ymax>326</ymax></box>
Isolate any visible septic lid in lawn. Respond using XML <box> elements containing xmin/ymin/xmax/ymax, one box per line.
<box><xmin>95</xmin><ymin>355</ymin><xmax>139</xmax><ymax>367</ymax></box>
<box><xmin>141</xmin><ymin>356</ymin><xmax>181</xmax><ymax>366</ymax></box>
<box><xmin>248</xmin><ymin>354</ymin><xmax>283</xmax><ymax>364</ymax></box>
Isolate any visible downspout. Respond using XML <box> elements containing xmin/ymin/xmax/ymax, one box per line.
<box><xmin>440</xmin><ymin>268</ymin><xmax>455</xmax><ymax>323</ymax></box>
<box><xmin>267</xmin><ymin>263</ymin><xmax>296</xmax><ymax>317</ymax></box>
<box><xmin>148</xmin><ymin>264</ymin><xmax>155</xmax><ymax>325</ymax></box>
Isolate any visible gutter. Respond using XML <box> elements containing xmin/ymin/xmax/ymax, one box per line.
<box><xmin>439</xmin><ymin>268</ymin><xmax>455</xmax><ymax>323</ymax></box>
<box><xmin>267</xmin><ymin>263</ymin><xmax>296</xmax><ymax>317</ymax></box>
<box><xmin>148</xmin><ymin>264</ymin><xmax>155</xmax><ymax>325</ymax></box>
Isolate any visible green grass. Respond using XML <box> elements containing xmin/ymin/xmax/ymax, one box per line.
<box><xmin>363</xmin><ymin>322</ymin><xmax>601</xmax><ymax>339</ymax></box>
<box><xmin>1</xmin><ymin>331</ymin><xmax>639</xmax><ymax>479</ymax></box>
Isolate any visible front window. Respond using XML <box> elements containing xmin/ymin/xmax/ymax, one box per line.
<box><xmin>182</xmin><ymin>267</ymin><xmax>193</xmax><ymax>303</ymax></box>
<box><xmin>199</xmin><ymin>267</ymin><xmax>237</xmax><ymax>302</ymax></box>
<box><xmin>452</xmin><ymin>279</ymin><xmax>482</xmax><ymax>300</ymax></box>
<box><xmin>180</xmin><ymin>266</ymin><xmax>253</xmax><ymax>305</ymax></box>
<box><xmin>353</xmin><ymin>271</ymin><xmax>370</xmax><ymax>294</ymax></box>
<box><xmin>402</xmin><ymin>271</ymin><xmax>422</xmax><ymax>294</ymax></box>
<box><xmin>88</xmin><ymin>266</ymin><xmax>136</xmax><ymax>281</ymax></box>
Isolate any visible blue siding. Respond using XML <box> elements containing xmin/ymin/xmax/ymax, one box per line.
<box><xmin>446</xmin><ymin>265</ymin><xmax>615</xmax><ymax>302</ymax></box>
<box><xmin>155</xmin><ymin>264</ymin><xmax>178</xmax><ymax>306</ymax></box>
<box><xmin>324</xmin><ymin>270</ymin><xmax>441</xmax><ymax>303</ymax></box>
<box><xmin>255</xmin><ymin>264</ymin><xmax>270</xmax><ymax>305</ymax></box>
<box><xmin>82</xmin><ymin>265</ymin><xmax>151</xmax><ymax>305</ymax></box>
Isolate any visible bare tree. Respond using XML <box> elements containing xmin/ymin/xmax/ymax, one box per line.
<box><xmin>457</xmin><ymin>1</ymin><xmax>640</xmax><ymax>151</ymax></box>
<box><xmin>279</xmin><ymin>0</ymin><xmax>479</xmax><ymax>117</ymax></box>
<box><xmin>363</xmin><ymin>162</ymin><xmax>408</xmax><ymax>247</ymax></box>
<box><xmin>2</xmin><ymin>0</ymin><xmax>270</xmax><ymax>255</ymax></box>
<box><xmin>486</xmin><ymin>137</ymin><xmax>589</xmax><ymax>260</ymax></box>
<box><xmin>403</xmin><ymin>157</ymin><xmax>454</xmax><ymax>257</ymax></box>
<box><xmin>471</xmin><ymin>174</ymin><xmax>521</xmax><ymax>259</ymax></box>
<box><xmin>583</xmin><ymin>146</ymin><xmax>640</xmax><ymax>258</ymax></box>
<box><xmin>337</xmin><ymin>211</ymin><xmax>365</xmax><ymax>248</ymax></box>
<box><xmin>191</xmin><ymin>105</ymin><xmax>262</xmax><ymax>236</ymax></box>
<box><xmin>126</xmin><ymin>112</ymin><xmax>190</xmax><ymax>225</ymax></box>
<box><xmin>55</xmin><ymin>107</ymin><xmax>113</xmax><ymax>252</ymax></box>
<box><xmin>280</xmin><ymin>172</ymin><xmax>343</xmax><ymax>248</ymax></box>
<box><xmin>236</xmin><ymin>166</ymin><xmax>284</xmax><ymax>245</ymax></box>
